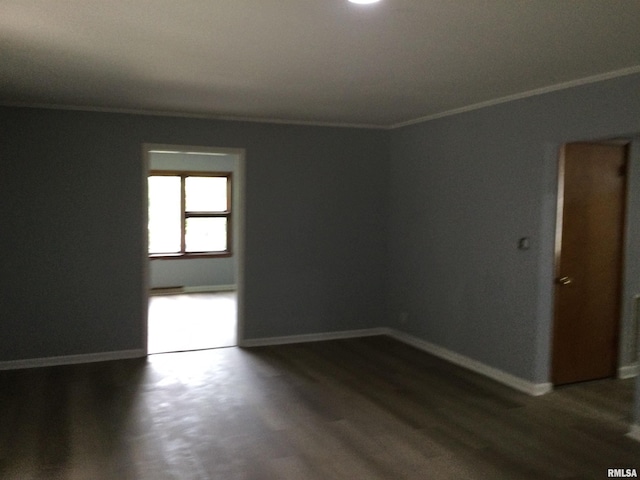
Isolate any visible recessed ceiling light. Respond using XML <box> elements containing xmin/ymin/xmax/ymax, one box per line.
<box><xmin>348</xmin><ymin>0</ymin><xmax>381</xmax><ymax>4</ymax></box>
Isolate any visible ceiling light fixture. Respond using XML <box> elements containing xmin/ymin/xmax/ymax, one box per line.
<box><xmin>348</xmin><ymin>0</ymin><xmax>381</xmax><ymax>4</ymax></box>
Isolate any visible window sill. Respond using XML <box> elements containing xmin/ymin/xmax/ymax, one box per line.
<box><xmin>149</xmin><ymin>252</ymin><xmax>232</xmax><ymax>260</ymax></box>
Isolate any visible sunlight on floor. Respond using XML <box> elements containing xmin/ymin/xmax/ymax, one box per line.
<box><xmin>147</xmin><ymin>291</ymin><xmax>237</xmax><ymax>354</ymax></box>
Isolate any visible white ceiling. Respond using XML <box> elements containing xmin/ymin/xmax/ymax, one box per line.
<box><xmin>1</xmin><ymin>0</ymin><xmax>640</xmax><ymax>128</ymax></box>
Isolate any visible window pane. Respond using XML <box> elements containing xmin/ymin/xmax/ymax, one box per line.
<box><xmin>148</xmin><ymin>176</ymin><xmax>181</xmax><ymax>253</ymax></box>
<box><xmin>185</xmin><ymin>218</ymin><xmax>227</xmax><ymax>252</ymax></box>
<box><xmin>185</xmin><ymin>176</ymin><xmax>227</xmax><ymax>212</ymax></box>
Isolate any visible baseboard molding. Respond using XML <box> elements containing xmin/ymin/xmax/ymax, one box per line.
<box><xmin>385</xmin><ymin>328</ymin><xmax>553</xmax><ymax>396</ymax></box>
<box><xmin>240</xmin><ymin>327</ymin><xmax>551</xmax><ymax>396</ymax></box>
<box><xmin>0</xmin><ymin>349</ymin><xmax>146</xmax><ymax>371</ymax></box>
<box><xmin>1</xmin><ymin>333</ymin><xmax>546</xmax><ymax>399</ymax></box>
<box><xmin>239</xmin><ymin>328</ymin><xmax>388</xmax><ymax>348</ymax></box>
<box><xmin>187</xmin><ymin>285</ymin><xmax>236</xmax><ymax>293</ymax></box>
<box><xmin>618</xmin><ymin>363</ymin><xmax>640</xmax><ymax>379</ymax></box>
<box><xmin>627</xmin><ymin>424</ymin><xmax>640</xmax><ymax>443</ymax></box>
<box><xmin>150</xmin><ymin>284</ymin><xmax>236</xmax><ymax>296</ymax></box>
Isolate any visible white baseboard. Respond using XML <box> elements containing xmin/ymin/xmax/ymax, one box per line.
<box><xmin>627</xmin><ymin>424</ymin><xmax>640</xmax><ymax>443</ymax></box>
<box><xmin>239</xmin><ymin>328</ymin><xmax>387</xmax><ymax>347</ymax></box>
<box><xmin>240</xmin><ymin>327</ymin><xmax>551</xmax><ymax>396</ymax></box>
<box><xmin>150</xmin><ymin>284</ymin><xmax>236</xmax><ymax>295</ymax></box>
<box><xmin>618</xmin><ymin>363</ymin><xmax>640</xmax><ymax>379</ymax></box>
<box><xmin>187</xmin><ymin>285</ymin><xmax>236</xmax><ymax>293</ymax></box>
<box><xmin>0</xmin><ymin>349</ymin><xmax>146</xmax><ymax>371</ymax></box>
<box><xmin>385</xmin><ymin>328</ymin><xmax>553</xmax><ymax>396</ymax></box>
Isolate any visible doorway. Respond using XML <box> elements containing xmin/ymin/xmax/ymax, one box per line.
<box><xmin>142</xmin><ymin>144</ymin><xmax>245</xmax><ymax>355</ymax></box>
<box><xmin>552</xmin><ymin>142</ymin><xmax>628</xmax><ymax>385</ymax></box>
<box><xmin>148</xmin><ymin>291</ymin><xmax>237</xmax><ymax>353</ymax></box>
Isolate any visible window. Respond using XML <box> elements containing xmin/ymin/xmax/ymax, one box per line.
<box><xmin>148</xmin><ymin>171</ymin><xmax>232</xmax><ymax>258</ymax></box>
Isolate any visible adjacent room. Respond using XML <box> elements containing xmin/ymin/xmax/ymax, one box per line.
<box><xmin>146</xmin><ymin>148</ymin><xmax>242</xmax><ymax>354</ymax></box>
<box><xmin>1</xmin><ymin>1</ymin><xmax>640</xmax><ymax>478</ymax></box>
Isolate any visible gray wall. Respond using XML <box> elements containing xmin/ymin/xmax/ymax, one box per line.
<box><xmin>1</xmin><ymin>75</ymin><xmax>639</xmax><ymax>423</ymax></box>
<box><xmin>388</xmin><ymin>73</ymin><xmax>640</xmax><ymax>386</ymax></box>
<box><xmin>629</xmin><ymin>140</ymin><xmax>640</xmax><ymax>429</ymax></box>
<box><xmin>0</xmin><ymin>107</ymin><xmax>389</xmax><ymax>360</ymax></box>
<box><xmin>148</xmin><ymin>151</ymin><xmax>238</xmax><ymax>289</ymax></box>
<box><xmin>636</xmin><ymin>375</ymin><xmax>640</xmax><ymax>427</ymax></box>
<box><xmin>622</xmin><ymin>141</ymin><xmax>640</xmax><ymax>374</ymax></box>
<box><xmin>150</xmin><ymin>259</ymin><xmax>236</xmax><ymax>289</ymax></box>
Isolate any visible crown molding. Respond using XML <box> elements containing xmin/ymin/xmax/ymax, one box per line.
<box><xmin>2</xmin><ymin>65</ymin><xmax>639</xmax><ymax>131</ymax></box>
<box><xmin>391</xmin><ymin>65</ymin><xmax>640</xmax><ymax>129</ymax></box>
<box><xmin>0</xmin><ymin>101</ymin><xmax>389</xmax><ymax>130</ymax></box>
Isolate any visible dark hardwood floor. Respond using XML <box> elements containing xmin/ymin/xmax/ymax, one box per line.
<box><xmin>0</xmin><ymin>336</ymin><xmax>638</xmax><ymax>479</ymax></box>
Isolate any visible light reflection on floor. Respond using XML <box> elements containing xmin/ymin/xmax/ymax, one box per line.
<box><xmin>147</xmin><ymin>291</ymin><xmax>237</xmax><ymax>354</ymax></box>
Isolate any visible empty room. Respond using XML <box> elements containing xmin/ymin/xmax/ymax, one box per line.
<box><xmin>1</xmin><ymin>1</ymin><xmax>640</xmax><ymax>478</ymax></box>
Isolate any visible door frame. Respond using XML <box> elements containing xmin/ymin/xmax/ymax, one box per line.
<box><xmin>141</xmin><ymin>143</ymin><xmax>246</xmax><ymax>354</ymax></box>
<box><xmin>551</xmin><ymin>142</ymin><xmax>629</xmax><ymax>384</ymax></box>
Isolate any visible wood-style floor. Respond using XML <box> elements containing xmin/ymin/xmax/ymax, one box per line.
<box><xmin>0</xmin><ymin>336</ymin><xmax>638</xmax><ymax>479</ymax></box>
<box><xmin>148</xmin><ymin>292</ymin><xmax>237</xmax><ymax>354</ymax></box>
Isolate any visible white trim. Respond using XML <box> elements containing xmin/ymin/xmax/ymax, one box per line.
<box><xmin>145</xmin><ymin>143</ymin><xmax>246</xmax><ymax>157</ymax></box>
<box><xmin>238</xmin><ymin>328</ymin><xmax>388</xmax><ymax>347</ymax></box>
<box><xmin>141</xmin><ymin>144</ymin><xmax>150</xmax><ymax>355</ymax></box>
<box><xmin>0</xmin><ymin>349</ymin><xmax>146</xmax><ymax>371</ymax></box>
<box><xmin>0</xmin><ymin>102</ymin><xmax>388</xmax><ymax>130</ymax></box>
<box><xmin>618</xmin><ymin>363</ymin><xmax>640</xmax><ymax>379</ymax></box>
<box><xmin>186</xmin><ymin>284</ymin><xmax>237</xmax><ymax>293</ymax></box>
<box><xmin>627</xmin><ymin>424</ymin><xmax>640</xmax><ymax>443</ymax></box>
<box><xmin>240</xmin><ymin>327</ymin><xmax>553</xmax><ymax>396</ymax></box>
<box><xmin>150</xmin><ymin>285</ymin><xmax>237</xmax><ymax>296</ymax></box>
<box><xmin>3</xmin><ymin>66</ymin><xmax>638</xmax><ymax>130</ymax></box>
<box><xmin>386</xmin><ymin>328</ymin><xmax>553</xmax><ymax>396</ymax></box>
<box><xmin>391</xmin><ymin>66</ymin><xmax>640</xmax><ymax>129</ymax></box>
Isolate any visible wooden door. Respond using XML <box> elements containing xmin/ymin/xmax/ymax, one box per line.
<box><xmin>551</xmin><ymin>142</ymin><xmax>627</xmax><ymax>385</ymax></box>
